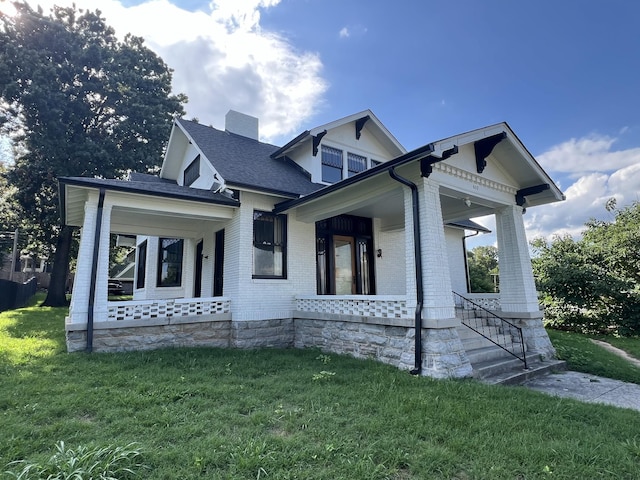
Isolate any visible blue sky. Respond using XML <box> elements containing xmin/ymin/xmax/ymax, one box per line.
<box><xmin>3</xmin><ymin>0</ymin><xmax>640</xmax><ymax>245</ymax></box>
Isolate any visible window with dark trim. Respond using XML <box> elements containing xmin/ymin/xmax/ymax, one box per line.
<box><xmin>136</xmin><ymin>240</ymin><xmax>147</xmax><ymax>289</ymax></box>
<box><xmin>183</xmin><ymin>154</ymin><xmax>200</xmax><ymax>186</ymax></box>
<box><xmin>321</xmin><ymin>145</ymin><xmax>343</xmax><ymax>183</ymax></box>
<box><xmin>347</xmin><ymin>152</ymin><xmax>367</xmax><ymax>177</ymax></box>
<box><xmin>253</xmin><ymin>211</ymin><xmax>287</xmax><ymax>278</ymax></box>
<box><xmin>157</xmin><ymin>238</ymin><xmax>184</xmax><ymax>287</ymax></box>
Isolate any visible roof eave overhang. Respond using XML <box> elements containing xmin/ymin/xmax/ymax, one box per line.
<box><xmin>59</xmin><ymin>177</ymin><xmax>240</xmax><ymax>227</ymax></box>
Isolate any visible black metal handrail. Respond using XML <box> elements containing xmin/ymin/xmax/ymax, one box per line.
<box><xmin>453</xmin><ymin>292</ymin><xmax>528</xmax><ymax>369</ymax></box>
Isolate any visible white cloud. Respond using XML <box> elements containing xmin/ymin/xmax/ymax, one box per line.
<box><xmin>524</xmin><ymin>135</ymin><xmax>640</xmax><ymax>242</ymax></box>
<box><xmin>339</xmin><ymin>27</ymin><xmax>350</xmax><ymax>38</ymax></box>
<box><xmin>22</xmin><ymin>0</ymin><xmax>328</xmax><ymax>142</ymax></box>
<box><xmin>537</xmin><ymin>133</ymin><xmax>640</xmax><ymax>177</ymax></box>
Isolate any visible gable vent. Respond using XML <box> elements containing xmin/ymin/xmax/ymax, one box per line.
<box><xmin>225</xmin><ymin>110</ymin><xmax>259</xmax><ymax>140</ymax></box>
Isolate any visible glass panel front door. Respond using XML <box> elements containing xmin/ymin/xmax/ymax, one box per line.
<box><xmin>334</xmin><ymin>235</ymin><xmax>355</xmax><ymax>294</ymax></box>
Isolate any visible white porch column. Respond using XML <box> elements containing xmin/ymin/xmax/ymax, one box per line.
<box><xmin>416</xmin><ymin>177</ymin><xmax>472</xmax><ymax>379</ymax></box>
<box><xmin>92</xmin><ymin>201</ymin><xmax>113</xmax><ymax>322</ymax></box>
<box><xmin>495</xmin><ymin>204</ymin><xmax>556</xmax><ymax>357</ymax></box>
<box><xmin>495</xmin><ymin>205</ymin><xmax>539</xmax><ymax>312</ymax></box>
<box><xmin>67</xmin><ymin>195</ymin><xmax>99</xmax><ymax>324</ymax></box>
<box><xmin>402</xmin><ymin>188</ymin><xmax>417</xmax><ymax>310</ymax></box>
<box><xmin>417</xmin><ymin>177</ymin><xmax>456</xmax><ymax>322</ymax></box>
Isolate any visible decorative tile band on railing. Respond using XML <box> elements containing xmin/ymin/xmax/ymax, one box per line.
<box><xmin>296</xmin><ymin>295</ymin><xmax>410</xmax><ymax>318</ymax></box>
<box><xmin>107</xmin><ymin>297</ymin><xmax>230</xmax><ymax>322</ymax></box>
<box><xmin>457</xmin><ymin>294</ymin><xmax>501</xmax><ymax>311</ymax></box>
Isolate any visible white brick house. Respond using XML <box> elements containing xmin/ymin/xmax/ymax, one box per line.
<box><xmin>59</xmin><ymin>110</ymin><xmax>565</xmax><ymax>379</ymax></box>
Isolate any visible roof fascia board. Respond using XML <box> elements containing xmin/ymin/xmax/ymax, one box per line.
<box><xmin>59</xmin><ymin>177</ymin><xmax>239</xmax><ymax>207</ymax></box>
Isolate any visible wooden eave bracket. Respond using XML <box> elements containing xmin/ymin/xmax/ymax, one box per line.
<box><xmin>355</xmin><ymin>116</ymin><xmax>370</xmax><ymax>140</ymax></box>
<box><xmin>516</xmin><ymin>184</ymin><xmax>550</xmax><ymax>206</ymax></box>
<box><xmin>312</xmin><ymin>130</ymin><xmax>327</xmax><ymax>156</ymax></box>
<box><xmin>420</xmin><ymin>146</ymin><xmax>459</xmax><ymax>177</ymax></box>
<box><xmin>474</xmin><ymin>132</ymin><xmax>506</xmax><ymax>174</ymax></box>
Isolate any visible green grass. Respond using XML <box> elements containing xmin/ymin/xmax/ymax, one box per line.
<box><xmin>548</xmin><ymin>329</ymin><xmax>640</xmax><ymax>384</ymax></box>
<box><xmin>2</xmin><ymin>302</ymin><xmax>640</xmax><ymax>479</ymax></box>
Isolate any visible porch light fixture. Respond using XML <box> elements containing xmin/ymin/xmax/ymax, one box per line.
<box><xmin>463</xmin><ymin>198</ymin><xmax>471</xmax><ymax>207</ymax></box>
<box><xmin>377</xmin><ymin>249</ymin><xmax>382</xmax><ymax>258</ymax></box>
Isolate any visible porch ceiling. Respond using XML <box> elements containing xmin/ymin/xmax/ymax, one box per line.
<box><xmin>291</xmin><ymin>161</ymin><xmax>503</xmax><ymax>230</ymax></box>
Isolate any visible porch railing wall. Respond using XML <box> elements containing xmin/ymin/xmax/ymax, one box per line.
<box><xmin>296</xmin><ymin>295</ymin><xmax>410</xmax><ymax>319</ymax></box>
<box><xmin>107</xmin><ymin>297</ymin><xmax>230</xmax><ymax>322</ymax></box>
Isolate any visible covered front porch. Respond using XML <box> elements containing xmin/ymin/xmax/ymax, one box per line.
<box><xmin>60</xmin><ymin>176</ymin><xmax>238</xmax><ymax>352</ymax></box>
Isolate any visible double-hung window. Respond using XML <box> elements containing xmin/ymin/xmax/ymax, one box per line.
<box><xmin>253</xmin><ymin>211</ymin><xmax>287</xmax><ymax>278</ymax></box>
<box><xmin>157</xmin><ymin>238</ymin><xmax>184</xmax><ymax>287</ymax></box>
<box><xmin>347</xmin><ymin>152</ymin><xmax>367</xmax><ymax>177</ymax></box>
<box><xmin>321</xmin><ymin>145</ymin><xmax>343</xmax><ymax>183</ymax></box>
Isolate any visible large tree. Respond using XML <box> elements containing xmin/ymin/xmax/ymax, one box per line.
<box><xmin>531</xmin><ymin>200</ymin><xmax>640</xmax><ymax>336</ymax></box>
<box><xmin>0</xmin><ymin>2</ymin><xmax>186</xmax><ymax>305</ymax></box>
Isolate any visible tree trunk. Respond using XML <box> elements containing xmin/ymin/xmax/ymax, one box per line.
<box><xmin>42</xmin><ymin>225</ymin><xmax>74</xmax><ymax>307</ymax></box>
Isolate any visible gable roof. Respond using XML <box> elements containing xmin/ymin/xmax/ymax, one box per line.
<box><xmin>274</xmin><ymin>122</ymin><xmax>565</xmax><ymax>214</ymax></box>
<box><xmin>270</xmin><ymin>109</ymin><xmax>406</xmax><ymax>160</ymax></box>
<box><xmin>174</xmin><ymin>119</ymin><xmax>324</xmax><ymax>197</ymax></box>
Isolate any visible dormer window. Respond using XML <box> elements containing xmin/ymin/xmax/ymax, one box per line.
<box><xmin>321</xmin><ymin>145</ymin><xmax>343</xmax><ymax>183</ymax></box>
<box><xmin>183</xmin><ymin>154</ymin><xmax>200</xmax><ymax>186</ymax></box>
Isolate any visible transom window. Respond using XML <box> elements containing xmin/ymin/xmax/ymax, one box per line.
<box><xmin>253</xmin><ymin>211</ymin><xmax>287</xmax><ymax>279</ymax></box>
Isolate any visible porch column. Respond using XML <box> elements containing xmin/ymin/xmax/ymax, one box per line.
<box><xmin>416</xmin><ymin>177</ymin><xmax>472</xmax><ymax>378</ymax></box>
<box><xmin>93</xmin><ymin>201</ymin><xmax>113</xmax><ymax>322</ymax></box>
<box><xmin>495</xmin><ymin>204</ymin><xmax>555</xmax><ymax>357</ymax></box>
<box><xmin>67</xmin><ymin>194</ymin><xmax>99</xmax><ymax>325</ymax></box>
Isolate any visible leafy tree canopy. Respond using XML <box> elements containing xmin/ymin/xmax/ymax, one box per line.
<box><xmin>532</xmin><ymin>200</ymin><xmax>640</xmax><ymax>336</ymax></box>
<box><xmin>0</xmin><ymin>1</ymin><xmax>187</xmax><ymax>305</ymax></box>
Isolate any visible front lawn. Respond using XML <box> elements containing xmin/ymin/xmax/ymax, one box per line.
<box><xmin>1</xmin><ymin>300</ymin><xmax>640</xmax><ymax>479</ymax></box>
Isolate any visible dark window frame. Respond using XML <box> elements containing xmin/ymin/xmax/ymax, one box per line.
<box><xmin>183</xmin><ymin>154</ymin><xmax>200</xmax><ymax>186</ymax></box>
<box><xmin>321</xmin><ymin>145</ymin><xmax>343</xmax><ymax>184</ymax></box>
<box><xmin>157</xmin><ymin>238</ymin><xmax>184</xmax><ymax>287</ymax></box>
<box><xmin>136</xmin><ymin>240</ymin><xmax>147</xmax><ymax>289</ymax></box>
<box><xmin>252</xmin><ymin>210</ymin><xmax>287</xmax><ymax>279</ymax></box>
<box><xmin>347</xmin><ymin>152</ymin><xmax>367</xmax><ymax>177</ymax></box>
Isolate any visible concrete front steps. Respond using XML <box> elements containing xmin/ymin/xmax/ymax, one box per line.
<box><xmin>457</xmin><ymin>325</ymin><xmax>567</xmax><ymax>385</ymax></box>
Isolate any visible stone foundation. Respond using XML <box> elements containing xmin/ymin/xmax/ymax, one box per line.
<box><xmin>65</xmin><ymin>316</ymin><xmax>294</xmax><ymax>353</ymax></box>
<box><xmin>65</xmin><ymin>310</ymin><xmax>552</xmax><ymax>380</ymax></box>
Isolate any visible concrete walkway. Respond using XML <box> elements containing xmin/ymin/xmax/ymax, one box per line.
<box><xmin>522</xmin><ymin>371</ymin><xmax>640</xmax><ymax>412</ymax></box>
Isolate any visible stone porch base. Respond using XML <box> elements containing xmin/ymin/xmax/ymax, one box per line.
<box><xmin>66</xmin><ymin>312</ymin><xmax>551</xmax><ymax>380</ymax></box>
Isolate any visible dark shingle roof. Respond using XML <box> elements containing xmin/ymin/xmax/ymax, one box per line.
<box><xmin>177</xmin><ymin>119</ymin><xmax>323</xmax><ymax>197</ymax></box>
<box><xmin>60</xmin><ymin>173</ymin><xmax>239</xmax><ymax>206</ymax></box>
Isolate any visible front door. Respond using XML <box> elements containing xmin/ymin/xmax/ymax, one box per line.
<box><xmin>316</xmin><ymin>214</ymin><xmax>375</xmax><ymax>295</ymax></box>
<box><xmin>333</xmin><ymin>235</ymin><xmax>355</xmax><ymax>294</ymax></box>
